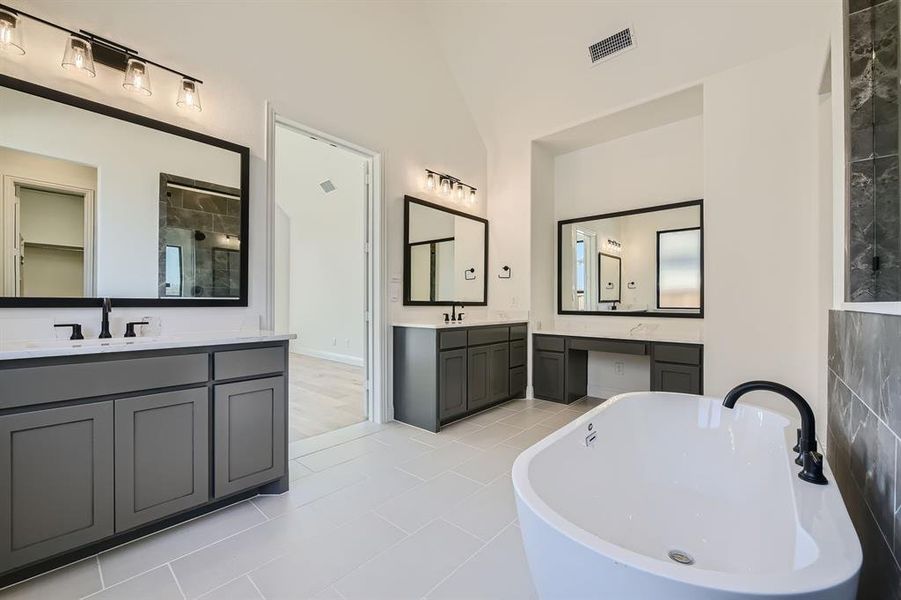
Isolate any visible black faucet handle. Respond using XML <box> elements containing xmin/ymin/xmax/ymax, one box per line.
<box><xmin>124</xmin><ymin>321</ymin><xmax>150</xmax><ymax>338</ymax></box>
<box><xmin>54</xmin><ymin>323</ymin><xmax>84</xmax><ymax>340</ymax></box>
<box><xmin>458</xmin><ymin>312</ymin><xmax>465</xmax><ymax>321</ymax></box>
<box><xmin>792</xmin><ymin>428</ymin><xmax>801</xmax><ymax>453</ymax></box>
<box><xmin>443</xmin><ymin>313</ymin><xmax>450</xmax><ymax>323</ymax></box>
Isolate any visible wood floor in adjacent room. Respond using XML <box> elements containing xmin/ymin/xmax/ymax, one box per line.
<box><xmin>289</xmin><ymin>353</ymin><xmax>366</xmax><ymax>442</ymax></box>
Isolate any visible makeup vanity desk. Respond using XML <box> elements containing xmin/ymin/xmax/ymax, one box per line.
<box><xmin>531</xmin><ymin>330</ymin><xmax>703</xmax><ymax>403</ymax></box>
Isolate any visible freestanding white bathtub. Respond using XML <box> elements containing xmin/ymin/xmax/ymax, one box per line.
<box><xmin>512</xmin><ymin>392</ymin><xmax>861</xmax><ymax>599</ymax></box>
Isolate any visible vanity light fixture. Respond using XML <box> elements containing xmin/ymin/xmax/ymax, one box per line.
<box><xmin>123</xmin><ymin>57</ymin><xmax>151</xmax><ymax>96</ymax></box>
<box><xmin>0</xmin><ymin>7</ymin><xmax>24</xmax><ymax>55</ymax></box>
<box><xmin>604</xmin><ymin>238</ymin><xmax>622</xmax><ymax>255</ymax></box>
<box><xmin>424</xmin><ymin>169</ymin><xmax>477</xmax><ymax>205</ymax></box>
<box><xmin>177</xmin><ymin>77</ymin><xmax>202</xmax><ymax>112</ymax></box>
<box><xmin>0</xmin><ymin>3</ymin><xmax>204</xmax><ymax>108</ymax></box>
<box><xmin>61</xmin><ymin>35</ymin><xmax>95</xmax><ymax>77</ymax></box>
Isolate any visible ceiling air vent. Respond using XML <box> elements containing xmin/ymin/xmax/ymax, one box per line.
<box><xmin>588</xmin><ymin>27</ymin><xmax>635</xmax><ymax>65</ymax></box>
<box><xmin>319</xmin><ymin>179</ymin><xmax>336</xmax><ymax>194</ymax></box>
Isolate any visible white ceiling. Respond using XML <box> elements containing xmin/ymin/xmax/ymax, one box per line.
<box><xmin>422</xmin><ymin>0</ymin><xmax>835</xmax><ymax>148</ymax></box>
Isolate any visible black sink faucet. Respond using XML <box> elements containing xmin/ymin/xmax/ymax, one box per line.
<box><xmin>99</xmin><ymin>297</ymin><xmax>112</xmax><ymax>339</ymax></box>
<box><xmin>450</xmin><ymin>304</ymin><xmax>465</xmax><ymax>322</ymax></box>
<box><xmin>723</xmin><ymin>380</ymin><xmax>827</xmax><ymax>485</ymax></box>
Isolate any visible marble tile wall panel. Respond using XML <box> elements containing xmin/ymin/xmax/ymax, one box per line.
<box><xmin>828</xmin><ymin>310</ymin><xmax>901</xmax><ymax>598</ymax></box>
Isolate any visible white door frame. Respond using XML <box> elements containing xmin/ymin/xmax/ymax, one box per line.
<box><xmin>1</xmin><ymin>175</ymin><xmax>95</xmax><ymax>297</ymax></box>
<box><xmin>265</xmin><ymin>105</ymin><xmax>388</xmax><ymax>425</ymax></box>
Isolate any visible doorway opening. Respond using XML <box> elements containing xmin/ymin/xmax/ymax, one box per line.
<box><xmin>271</xmin><ymin>117</ymin><xmax>382</xmax><ymax>447</ymax></box>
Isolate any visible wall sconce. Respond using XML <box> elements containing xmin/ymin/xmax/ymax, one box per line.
<box><xmin>424</xmin><ymin>169</ymin><xmax>477</xmax><ymax>205</ymax></box>
<box><xmin>0</xmin><ymin>7</ymin><xmax>25</xmax><ymax>55</ymax></box>
<box><xmin>463</xmin><ymin>268</ymin><xmax>476</xmax><ymax>281</ymax></box>
<box><xmin>498</xmin><ymin>265</ymin><xmax>512</xmax><ymax>279</ymax></box>
<box><xmin>0</xmin><ymin>3</ymin><xmax>204</xmax><ymax>110</ymax></box>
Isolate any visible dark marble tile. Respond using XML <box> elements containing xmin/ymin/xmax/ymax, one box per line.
<box><xmin>875</xmin><ymin>156</ymin><xmax>901</xmax><ymax>301</ymax></box>
<box><xmin>182</xmin><ymin>192</ymin><xmax>228</xmax><ymax>215</ymax></box>
<box><xmin>850</xmin><ymin>7</ymin><xmax>876</xmax><ymax>162</ymax></box>
<box><xmin>830</xmin><ymin>311</ymin><xmax>848</xmax><ymax>381</ymax></box>
<box><xmin>227</xmin><ymin>198</ymin><xmax>241</xmax><ymax>217</ymax></box>
<box><xmin>212</xmin><ymin>215</ymin><xmax>240</xmax><ymax>236</ymax></box>
<box><xmin>851</xmin><ymin>394</ymin><xmax>879</xmax><ymax>491</ymax></box>
<box><xmin>850</xmin><ymin>161</ymin><xmax>877</xmax><ymax>302</ymax></box>
<box><xmin>850</xmin><ymin>0</ymin><xmax>875</xmax><ymax>14</ymax></box>
<box><xmin>869</xmin><ymin>417</ymin><xmax>897</xmax><ymax>544</ymax></box>
<box><xmin>843</xmin><ymin>471</ymin><xmax>901</xmax><ymax>599</ymax></box>
<box><xmin>873</xmin><ymin>1</ymin><xmax>899</xmax><ymax>159</ymax></box>
<box><xmin>830</xmin><ymin>369</ymin><xmax>855</xmax><ymax>447</ymax></box>
<box><xmin>167</xmin><ymin>207</ymin><xmax>212</xmax><ymax>231</ymax></box>
<box><xmin>876</xmin><ymin>314</ymin><xmax>901</xmax><ymax>434</ymax></box>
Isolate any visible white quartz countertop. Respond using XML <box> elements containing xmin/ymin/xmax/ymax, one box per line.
<box><xmin>532</xmin><ymin>328</ymin><xmax>702</xmax><ymax>345</ymax></box>
<box><xmin>392</xmin><ymin>319</ymin><xmax>528</xmax><ymax>330</ymax></box>
<box><xmin>0</xmin><ymin>330</ymin><xmax>297</xmax><ymax>361</ymax></box>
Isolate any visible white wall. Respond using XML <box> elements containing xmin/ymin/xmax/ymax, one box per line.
<box><xmin>0</xmin><ymin>0</ymin><xmax>486</xmax><ymax>338</ymax></box>
<box><xmin>274</xmin><ymin>126</ymin><xmax>366</xmax><ymax>365</ymax></box>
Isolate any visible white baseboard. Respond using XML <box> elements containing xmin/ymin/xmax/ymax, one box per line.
<box><xmin>292</xmin><ymin>347</ymin><xmax>364</xmax><ymax>367</ymax></box>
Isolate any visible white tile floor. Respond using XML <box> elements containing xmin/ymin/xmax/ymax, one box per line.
<box><xmin>0</xmin><ymin>397</ymin><xmax>605</xmax><ymax>600</ymax></box>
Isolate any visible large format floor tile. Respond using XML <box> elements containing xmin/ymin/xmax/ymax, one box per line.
<box><xmin>426</xmin><ymin>525</ymin><xmax>537</xmax><ymax>600</ymax></box>
<box><xmin>333</xmin><ymin>520</ymin><xmax>483</xmax><ymax>600</ymax></box>
<box><xmin>0</xmin><ymin>397</ymin><xmax>571</xmax><ymax>600</ymax></box>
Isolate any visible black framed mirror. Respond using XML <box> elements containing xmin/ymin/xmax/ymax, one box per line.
<box><xmin>0</xmin><ymin>74</ymin><xmax>250</xmax><ymax>308</ymax></box>
<box><xmin>558</xmin><ymin>199</ymin><xmax>703</xmax><ymax>317</ymax></box>
<box><xmin>403</xmin><ymin>195</ymin><xmax>488</xmax><ymax>306</ymax></box>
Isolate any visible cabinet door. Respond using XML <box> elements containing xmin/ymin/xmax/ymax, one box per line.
<box><xmin>439</xmin><ymin>349</ymin><xmax>467</xmax><ymax>421</ymax></box>
<box><xmin>115</xmin><ymin>388</ymin><xmax>209</xmax><ymax>532</ymax></box>
<box><xmin>533</xmin><ymin>350</ymin><xmax>565</xmax><ymax>402</ymax></box>
<box><xmin>467</xmin><ymin>346</ymin><xmax>491</xmax><ymax>411</ymax></box>
<box><xmin>652</xmin><ymin>362</ymin><xmax>701</xmax><ymax>394</ymax></box>
<box><xmin>213</xmin><ymin>376</ymin><xmax>286</xmax><ymax>498</ymax></box>
<box><xmin>488</xmin><ymin>343</ymin><xmax>510</xmax><ymax>403</ymax></box>
<box><xmin>509</xmin><ymin>366</ymin><xmax>527</xmax><ymax>399</ymax></box>
<box><xmin>0</xmin><ymin>403</ymin><xmax>113</xmax><ymax>571</ymax></box>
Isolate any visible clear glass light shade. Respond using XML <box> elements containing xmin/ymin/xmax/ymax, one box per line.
<box><xmin>0</xmin><ymin>10</ymin><xmax>24</xmax><ymax>55</ymax></box>
<box><xmin>177</xmin><ymin>78</ymin><xmax>202</xmax><ymax>111</ymax></box>
<box><xmin>123</xmin><ymin>58</ymin><xmax>152</xmax><ymax>95</ymax></box>
<box><xmin>61</xmin><ymin>36</ymin><xmax>95</xmax><ymax>77</ymax></box>
<box><xmin>439</xmin><ymin>178</ymin><xmax>451</xmax><ymax>196</ymax></box>
<box><xmin>454</xmin><ymin>182</ymin><xmax>465</xmax><ymax>202</ymax></box>
<box><xmin>469</xmin><ymin>188</ymin><xmax>477</xmax><ymax>204</ymax></box>
<box><xmin>425</xmin><ymin>172</ymin><xmax>436</xmax><ymax>192</ymax></box>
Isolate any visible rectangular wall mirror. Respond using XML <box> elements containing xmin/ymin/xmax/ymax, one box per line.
<box><xmin>0</xmin><ymin>75</ymin><xmax>249</xmax><ymax>307</ymax></box>
<box><xmin>558</xmin><ymin>199</ymin><xmax>703</xmax><ymax>317</ymax></box>
<box><xmin>403</xmin><ymin>196</ymin><xmax>488</xmax><ymax>306</ymax></box>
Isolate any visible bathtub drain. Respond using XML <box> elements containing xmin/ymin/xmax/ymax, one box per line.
<box><xmin>667</xmin><ymin>550</ymin><xmax>695</xmax><ymax>565</ymax></box>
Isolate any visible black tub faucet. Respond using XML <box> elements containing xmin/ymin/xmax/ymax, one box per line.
<box><xmin>99</xmin><ymin>297</ymin><xmax>112</xmax><ymax>339</ymax></box>
<box><xmin>723</xmin><ymin>380</ymin><xmax>827</xmax><ymax>485</ymax></box>
<box><xmin>450</xmin><ymin>304</ymin><xmax>465</xmax><ymax>322</ymax></box>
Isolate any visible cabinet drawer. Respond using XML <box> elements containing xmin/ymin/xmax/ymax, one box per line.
<box><xmin>0</xmin><ymin>353</ymin><xmax>208</xmax><ymax>410</ymax></box>
<box><xmin>652</xmin><ymin>362</ymin><xmax>702</xmax><ymax>394</ymax></box>
<box><xmin>509</xmin><ymin>340</ymin><xmax>526</xmax><ymax>368</ymax></box>
<box><xmin>510</xmin><ymin>325</ymin><xmax>527</xmax><ymax>340</ymax></box>
<box><xmin>653</xmin><ymin>343</ymin><xmax>701</xmax><ymax>366</ymax></box>
<box><xmin>214</xmin><ymin>346</ymin><xmax>285</xmax><ymax>380</ymax></box>
<box><xmin>439</xmin><ymin>330</ymin><xmax>468</xmax><ymax>350</ymax></box>
<box><xmin>533</xmin><ymin>335</ymin><xmax>564</xmax><ymax>352</ymax></box>
<box><xmin>468</xmin><ymin>327</ymin><xmax>509</xmax><ymax>346</ymax></box>
<box><xmin>568</xmin><ymin>337</ymin><xmax>646</xmax><ymax>356</ymax></box>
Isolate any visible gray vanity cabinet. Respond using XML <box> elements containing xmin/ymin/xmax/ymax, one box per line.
<box><xmin>0</xmin><ymin>403</ymin><xmax>114</xmax><ymax>571</ymax></box>
<box><xmin>439</xmin><ymin>349</ymin><xmax>467</xmax><ymax>421</ymax></box>
<box><xmin>652</xmin><ymin>362</ymin><xmax>701</xmax><ymax>394</ymax></box>
<box><xmin>213</xmin><ymin>376</ymin><xmax>287</xmax><ymax>499</ymax></box>
<box><xmin>394</xmin><ymin>323</ymin><xmax>528</xmax><ymax>432</ymax></box>
<box><xmin>114</xmin><ymin>388</ymin><xmax>209</xmax><ymax>532</ymax></box>
<box><xmin>533</xmin><ymin>350</ymin><xmax>566</xmax><ymax>402</ymax></box>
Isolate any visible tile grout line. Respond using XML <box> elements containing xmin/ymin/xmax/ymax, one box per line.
<box><xmin>249</xmin><ymin>498</ymin><xmax>272</xmax><ymax>521</ymax></box>
<box><xmin>421</xmin><ymin>520</ymin><xmax>516</xmax><ymax>599</ymax></box>
<box><xmin>168</xmin><ymin>563</ymin><xmax>188</xmax><ymax>600</ymax></box>
<box><xmin>246</xmin><ymin>573</ymin><xmax>267</xmax><ymax>599</ymax></box>
<box><xmin>833</xmin><ymin>369</ymin><xmax>901</xmax><ymax>445</ymax></box>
